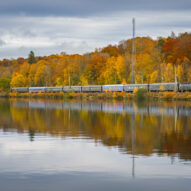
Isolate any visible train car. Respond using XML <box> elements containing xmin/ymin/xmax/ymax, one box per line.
<box><xmin>29</xmin><ymin>87</ymin><xmax>46</xmax><ymax>93</ymax></box>
<box><xmin>45</xmin><ymin>87</ymin><xmax>63</xmax><ymax>93</ymax></box>
<box><xmin>63</xmin><ymin>86</ymin><xmax>82</xmax><ymax>92</ymax></box>
<box><xmin>82</xmin><ymin>85</ymin><xmax>102</xmax><ymax>92</ymax></box>
<box><xmin>179</xmin><ymin>83</ymin><xmax>191</xmax><ymax>92</ymax></box>
<box><xmin>12</xmin><ymin>87</ymin><xmax>29</xmax><ymax>93</ymax></box>
<box><xmin>149</xmin><ymin>83</ymin><xmax>177</xmax><ymax>91</ymax></box>
<box><xmin>124</xmin><ymin>84</ymin><xmax>148</xmax><ymax>92</ymax></box>
<box><xmin>102</xmin><ymin>84</ymin><xmax>124</xmax><ymax>92</ymax></box>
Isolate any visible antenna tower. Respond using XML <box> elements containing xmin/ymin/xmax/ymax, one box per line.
<box><xmin>131</xmin><ymin>18</ymin><xmax>136</xmax><ymax>84</ymax></box>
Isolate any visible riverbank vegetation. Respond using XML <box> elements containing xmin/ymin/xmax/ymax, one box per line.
<box><xmin>9</xmin><ymin>90</ymin><xmax>191</xmax><ymax>101</ymax></box>
<box><xmin>0</xmin><ymin>78</ymin><xmax>11</xmax><ymax>97</ymax></box>
<box><xmin>0</xmin><ymin>32</ymin><xmax>191</xmax><ymax>89</ymax></box>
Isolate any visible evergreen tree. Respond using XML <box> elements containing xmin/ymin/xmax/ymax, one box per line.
<box><xmin>28</xmin><ymin>51</ymin><xmax>36</xmax><ymax>64</ymax></box>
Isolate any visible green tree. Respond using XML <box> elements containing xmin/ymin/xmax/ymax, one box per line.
<box><xmin>28</xmin><ymin>51</ymin><xmax>36</xmax><ymax>65</ymax></box>
<box><xmin>0</xmin><ymin>78</ymin><xmax>11</xmax><ymax>91</ymax></box>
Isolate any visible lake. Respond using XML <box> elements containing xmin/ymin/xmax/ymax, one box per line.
<box><xmin>0</xmin><ymin>98</ymin><xmax>191</xmax><ymax>191</ymax></box>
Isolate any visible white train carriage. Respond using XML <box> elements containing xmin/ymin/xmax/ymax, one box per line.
<box><xmin>29</xmin><ymin>87</ymin><xmax>46</xmax><ymax>93</ymax></box>
<box><xmin>179</xmin><ymin>83</ymin><xmax>191</xmax><ymax>92</ymax></box>
<box><xmin>12</xmin><ymin>87</ymin><xmax>29</xmax><ymax>93</ymax></box>
<box><xmin>124</xmin><ymin>84</ymin><xmax>148</xmax><ymax>92</ymax></box>
<box><xmin>102</xmin><ymin>85</ymin><xmax>124</xmax><ymax>92</ymax></box>
<box><xmin>45</xmin><ymin>87</ymin><xmax>63</xmax><ymax>93</ymax></box>
<box><xmin>149</xmin><ymin>83</ymin><xmax>177</xmax><ymax>91</ymax></box>
<box><xmin>82</xmin><ymin>85</ymin><xmax>102</xmax><ymax>92</ymax></box>
<box><xmin>63</xmin><ymin>86</ymin><xmax>82</xmax><ymax>92</ymax></box>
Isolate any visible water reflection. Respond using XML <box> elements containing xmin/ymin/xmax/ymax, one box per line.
<box><xmin>0</xmin><ymin>99</ymin><xmax>191</xmax><ymax>161</ymax></box>
<box><xmin>1</xmin><ymin>98</ymin><xmax>191</xmax><ymax>190</ymax></box>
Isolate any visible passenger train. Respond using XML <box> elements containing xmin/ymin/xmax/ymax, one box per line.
<box><xmin>11</xmin><ymin>83</ymin><xmax>191</xmax><ymax>93</ymax></box>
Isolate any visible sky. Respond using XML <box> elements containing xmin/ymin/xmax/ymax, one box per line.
<box><xmin>0</xmin><ymin>0</ymin><xmax>191</xmax><ymax>59</ymax></box>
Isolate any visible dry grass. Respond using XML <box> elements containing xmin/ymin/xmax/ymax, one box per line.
<box><xmin>8</xmin><ymin>91</ymin><xmax>191</xmax><ymax>101</ymax></box>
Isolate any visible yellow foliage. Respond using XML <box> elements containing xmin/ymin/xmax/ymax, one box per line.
<box><xmin>150</xmin><ymin>71</ymin><xmax>158</xmax><ymax>83</ymax></box>
<box><xmin>160</xmin><ymin>85</ymin><xmax>165</xmax><ymax>91</ymax></box>
<box><xmin>19</xmin><ymin>62</ymin><xmax>30</xmax><ymax>77</ymax></box>
<box><xmin>115</xmin><ymin>56</ymin><xmax>126</xmax><ymax>82</ymax></box>
<box><xmin>188</xmin><ymin>72</ymin><xmax>191</xmax><ymax>82</ymax></box>
<box><xmin>164</xmin><ymin>63</ymin><xmax>174</xmax><ymax>82</ymax></box>
<box><xmin>34</xmin><ymin>64</ymin><xmax>51</xmax><ymax>86</ymax></box>
<box><xmin>133</xmin><ymin>87</ymin><xmax>138</xmax><ymax>94</ymax></box>
<box><xmin>163</xmin><ymin>92</ymin><xmax>175</xmax><ymax>99</ymax></box>
<box><xmin>121</xmin><ymin>78</ymin><xmax>127</xmax><ymax>84</ymax></box>
<box><xmin>56</xmin><ymin>77</ymin><xmax>63</xmax><ymax>86</ymax></box>
<box><xmin>112</xmin><ymin>92</ymin><xmax>117</xmax><ymax>98</ymax></box>
<box><xmin>80</xmin><ymin>75</ymin><xmax>89</xmax><ymax>85</ymax></box>
<box><xmin>177</xmin><ymin>65</ymin><xmax>184</xmax><ymax>82</ymax></box>
<box><xmin>11</xmin><ymin>73</ymin><xmax>26</xmax><ymax>87</ymax></box>
<box><xmin>136</xmin><ymin>74</ymin><xmax>142</xmax><ymax>84</ymax></box>
<box><xmin>2</xmin><ymin>35</ymin><xmax>191</xmax><ymax>88</ymax></box>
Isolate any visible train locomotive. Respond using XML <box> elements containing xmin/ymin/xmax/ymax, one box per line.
<box><xmin>11</xmin><ymin>82</ymin><xmax>191</xmax><ymax>93</ymax></box>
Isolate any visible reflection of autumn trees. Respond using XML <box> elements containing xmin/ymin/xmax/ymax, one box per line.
<box><xmin>0</xmin><ymin>99</ymin><xmax>12</xmax><ymax>130</ymax></box>
<box><xmin>1</xmin><ymin>99</ymin><xmax>191</xmax><ymax>161</ymax></box>
<box><xmin>161</xmin><ymin>115</ymin><xmax>191</xmax><ymax>160</ymax></box>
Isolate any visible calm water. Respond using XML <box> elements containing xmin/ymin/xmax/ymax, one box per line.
<box><xmin>0</xmin><ymin>98</ymin><xmax>191</xmax><ymax>191</ymax></box>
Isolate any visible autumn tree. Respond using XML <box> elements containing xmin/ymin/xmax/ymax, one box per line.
<box><xmin>163</xmin><ymin>63</ymin><xmax>174</xmax><ymax>82</ymax></box>
<box><xmin>1</xmin><ymin>32</ymin><xmax>191</xmax><ymax>88</ymax></box>
<box><xmin>83</xmin><ymin>53</ymin><xmax>106</xmax><ymax>85</ymax></box>
<box><xmin>11</xmin><ymin>73</ymin><xmax>26</xmax><ymax>87</ymax></box>
<box><xmin>34</xmin><ymin>61</ymin><xmax>52</xmax><ymax>86</ymax></box>
<box><xmin>177</xmin><ymin>65</ymin><xmax>184</xmax><ymax>82</ymax></box>
<box><xmin>100</xmin><ymin>57</ymin><xmax>120</xmax><ymax>84</ymax></box>
<box><xmin>150</xmin><ymin>71</ymin><xmax>158</xmax><ymax>83</ymax></box>
<box><xmin>101</xmin><ymin>45</ymin><xmax>120</xmax><ymax>57</ymax></box>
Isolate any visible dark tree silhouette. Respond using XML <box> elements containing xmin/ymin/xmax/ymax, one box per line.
<box><xmin>28</xmin><ymin>51</ymin><xmax>36</xmax><ymax>65</ymax></box>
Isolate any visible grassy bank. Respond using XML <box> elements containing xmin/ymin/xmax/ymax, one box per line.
<box><xmin>0</xmin><ymin>91</ymin><xmax>9</xmax><ymax>97</ymax></box>
<box><xmin>8</xmin><ymin>90</ymin><xmax>191</xmax><ymax>101</ymax></box>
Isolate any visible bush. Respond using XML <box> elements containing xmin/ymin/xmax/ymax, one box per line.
<box><xmin>133</xmin><ymin>88</ymin><xmax>138</xmax><ymax>94</ymax></box>
<box><xmin>163</xmin><ymin>92</ymin><xmax>175</xmax><ymax>99</ymax></box>
<box><xmin>135</xmin><ymin>88</ymin><xmax>148</xmax><ymax>100</ymax></box>
<box><xmin>0</xmin><ymin>78</ymin><xmax>11</xmax><ymax>91</ymax></box>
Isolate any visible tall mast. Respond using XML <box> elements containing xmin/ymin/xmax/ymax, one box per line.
<box><xmin>131</xmin><ymin>18</ymin><xmax>136</xmax><ymax>84</ymax></box>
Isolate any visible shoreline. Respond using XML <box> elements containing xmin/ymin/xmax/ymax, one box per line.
<box><xmin>5</xmin><ymin>91</ymin><xmax>191</xmax><ymax>101</ymax></box>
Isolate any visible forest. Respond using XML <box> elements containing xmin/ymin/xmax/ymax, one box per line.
<box><xmin>0</xmin><ymin>32</ymin><xmax>191</xmax><ymax>91</ymax></box>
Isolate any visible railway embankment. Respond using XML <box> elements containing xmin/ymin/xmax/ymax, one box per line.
<box><xmin>8</xmin><ymin>91</ymin><xmax>191</xmax><ymax>101</ymax></box>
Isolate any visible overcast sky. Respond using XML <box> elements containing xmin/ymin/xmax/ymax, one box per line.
<box><xmin>0</xmin><ymin>0</ymin><xmax>191</xmax><ymax>59</ymax></box>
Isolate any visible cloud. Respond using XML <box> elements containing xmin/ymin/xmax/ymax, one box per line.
<box><xmin>0</xmin><ymin>10</ymin><xmax>191</xmax><ymax>59</ymax></box>
<box><xmin>0</xmin><ymin>39</ymin><xmax>6</xmax><ymax>47</ymax></box>
<box><xmin>0</xmin><ymin>0</ymin><xmax>191</xmax><ymax>16</ymax></box>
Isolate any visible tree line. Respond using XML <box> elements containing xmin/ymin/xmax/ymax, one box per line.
<box><xmin>0</xmin><ymin>32</ymin><xmax>191</xmax><ymax>90</ymax></box>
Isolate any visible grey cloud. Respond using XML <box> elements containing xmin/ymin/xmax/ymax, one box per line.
<box><xmin>0</xmin><ymin>0</ymin><xmax>191</xmax><ymax>16</ymax></box>
<box><xmin>0</xmin><ymin>39</ymin><xmax>5</xmax><ymax>46</ymax></box>
<box><xmin>0</xmin><ymin>10</ymin><xmax>191</xmax><ymax>59</ymax></box>
<box><xmin>20</xmin><ymin>29</ymin><xmax>36</xmax><ymax>38</ymax></box>
<box><xmin>0</xmin><ymin>40</ymin><xmax>94</xmax><ymax>59</ymax></box>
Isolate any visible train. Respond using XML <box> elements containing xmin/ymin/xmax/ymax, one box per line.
<box><xmin>11</xmin><ymin>82</ymin><xmax>191</xmax><ymax>93</ymax></box>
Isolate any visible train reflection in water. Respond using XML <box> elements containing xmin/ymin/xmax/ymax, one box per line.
<box><xmin>11</xmin><ymin>100</ymin><xmax>191</xmax><ymax>117</ymax></box>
